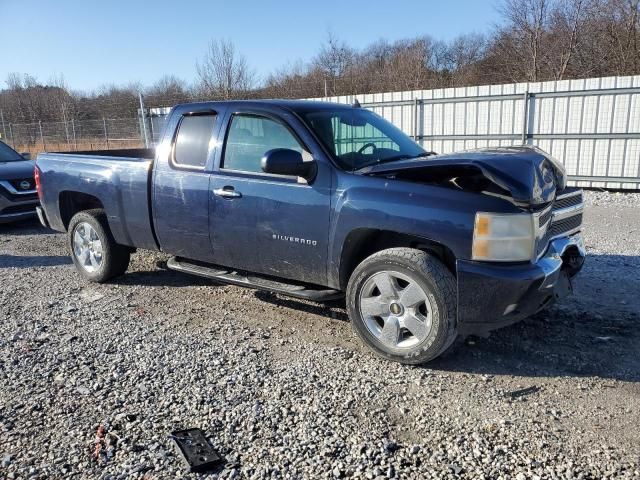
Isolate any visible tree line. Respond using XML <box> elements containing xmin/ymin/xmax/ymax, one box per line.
<box><xmin>1</xmin><ymin>0</ymin><xmax>638</xmax><ymax>125</ymax></box>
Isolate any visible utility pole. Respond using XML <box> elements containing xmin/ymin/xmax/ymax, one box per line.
<box><xmin>521</xmin><ymin>90</ymin><xmax>530</xmax><ymax>145</ymax></box>
<box><xmin>413</xmin><ymin>98</ymin><xmax>419</xmax><ymax>142</ymax></box>
<box><xmin>138</xmin><ymin>92</ymin><xmax>149</xmax><ymax>148</ymax></box>
<box><xmin>103</xmin><ymin>118</ymin><xmax>109</xmax><ymax>148</ymax></box>
<box><xmin>71</xmin><ymin>118</ymin><xmax>77</xmax><ymax>150</ymax></box>
<box><xmin>0</xmin><ymin>110</ymin><xmax>6</xmax><ymax>142</ymax></box>
<box><xmin>62</xmin><ymin>103</ymin><xmax>70</xmax><ymax>145</ymax></box>
<box><xmin>39</xmin><ymin>121</ymin><xmax>46</xmax><ymax>150</ymax></box>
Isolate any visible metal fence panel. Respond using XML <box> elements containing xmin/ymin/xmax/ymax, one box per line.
<box><xmin>2</xmin><ymin>75</ymin><xmax>639</xmax><ymax>189</ymax></box>
<box><xmin>311</xmin><ymin>74</ymin><xmax>640</xmax><ymax>189</ymax></box>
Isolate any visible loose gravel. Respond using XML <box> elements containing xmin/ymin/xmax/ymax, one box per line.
<box><xmin>1</xmin><ymin>191</ymin><xmax>639</xmax><ymax>479</ymax></box>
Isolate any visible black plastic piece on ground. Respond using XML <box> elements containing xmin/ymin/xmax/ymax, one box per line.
<box><xmin>170</xmin><ymin>428</ymin><xmax>223</xmax><ymax>473</ymax></box>
<box><xmin>507</xmin><ymin>385</ymin><xmax>540</xmax><ymax>399</ymax></box>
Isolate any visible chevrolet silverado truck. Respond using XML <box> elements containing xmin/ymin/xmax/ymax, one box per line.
<box><xmin>0</xmin><ymin>141</ymin><xmax>39</xmax><ymax>223</ymax></box>
<box><xmin>35</xmin><ymin>100</ymin><xmax>585</xmax><ymax>364</ymax></box>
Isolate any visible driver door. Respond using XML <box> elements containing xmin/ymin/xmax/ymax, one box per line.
<box><xmin>209</xmin><ymin>108</ymin><xmax>332</xmax><ymax>284</ymax></box>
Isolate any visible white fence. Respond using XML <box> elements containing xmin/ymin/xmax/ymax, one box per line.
<box><xmin>313</xmin><ymin>75</ymin><xmax>640</xmax><ymax>189</ymax></box>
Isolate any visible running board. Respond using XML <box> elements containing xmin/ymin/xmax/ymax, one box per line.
<box><xmin>166</xmin><ymin>257</ymin><xmax>343</xmax><ymax>302</ymax></box>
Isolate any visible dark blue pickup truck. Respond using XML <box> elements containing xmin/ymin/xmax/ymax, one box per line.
<box><xmin>35</xmin><ymin>100</ymin><xmax>585</xmax><ymax>363</ymax></box>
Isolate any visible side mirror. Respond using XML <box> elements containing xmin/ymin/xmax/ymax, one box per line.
<box><xmin>21</xmin><ymin>152</ymin><xmax>32</xmax><ymax>161</ymax></box>
<box><xmin>261</xmin><ymin>148</ymin><xmax>316</xmax><ymax>180</ymax></box>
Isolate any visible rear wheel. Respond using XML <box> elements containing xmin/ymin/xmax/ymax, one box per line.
<box><xmin>68</xmin><ymin>209</ymin><xmax>130</xmax><ymax>283</ymax></box>
<box><xmin>346</xmin><ymin>248</ymin><xmax>457</xmax><ymax>364</ymax></box>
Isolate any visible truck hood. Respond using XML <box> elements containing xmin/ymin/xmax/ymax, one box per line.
<box><xmin>0</xmin><ymin>160</ymin><xmax>36</xmax><ymax>180</ymax></box>
<box><xmin>360</xmin><ymin>146</ymin><xmax>567</xmax><ymax>206</ymax></box>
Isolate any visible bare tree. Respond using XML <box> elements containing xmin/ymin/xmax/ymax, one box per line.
<box><xmin>599</xmin><ymin>0</ymin><xmax>640</xmax><ymax>75</ymax></box>
<box><xmin>145</xmin><ymin>75</ymin><xmax>191</xmax><ymax>105</ymax></box>
<box><xmin>313</xmin><ymin>32</ymin><xmax>356</xmax><ymax>95</ymax></box>
<box><xmin>441</xmin><ymin>34</ymin><xmax>488</xmax><ymax>86</ymax></box>
<box><xmin>196</xmin><ymin>39</ymin><xmax>255</xmax><ymax>99</ymax></box>
<box><xmin>559</xmin><ymin>0</ymin><xmax>585</xmax><ymax>78</ymax></box>
<box><xmin>0</xmin><ymin>73</ymin><xmax>75</xmax><ymax>123</ymax></box>
<box><xmin>495</xmin><ymin>0</ymin><xmax>551</xmax><ymax>82</ymax></box>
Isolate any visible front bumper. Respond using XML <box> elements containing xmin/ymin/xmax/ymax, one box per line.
<box><xmin>0</xmin><ymin>183</ymin><xmax>39</xmax><ymax>224</ymax></box>
<box><xmin>456</xmin><ymin>233</ymin><xmax>585</xmax><ymax>335</ymax></box>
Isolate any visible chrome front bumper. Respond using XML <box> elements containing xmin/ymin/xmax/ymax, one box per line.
<box><xmin>538</xmin><ymin>233</ymin><xmax>585</xmax><ymax>291</ymax></box>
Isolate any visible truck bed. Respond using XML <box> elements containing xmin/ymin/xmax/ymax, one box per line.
<box><xmin>54</xmin><ymin>148</ymin><xmax>156</xmax><ymax>159</ymax></box>
<box><xmin>36</xmin><ymin>150</ymin><xmax>158</xmax><ymax>251</ymax></box>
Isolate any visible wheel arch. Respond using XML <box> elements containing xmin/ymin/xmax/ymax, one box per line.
<box><xmin>338</xmin><ymin>228</ymin><xmax>457</xmax><ymax>291</ymax></box>
<box><xmin>59</xmin><ymin>191</ymin><xmax>105</xmax><ymax>230</ymax></box>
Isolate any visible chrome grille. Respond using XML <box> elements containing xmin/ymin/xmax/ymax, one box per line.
<box><xmin>539</xmin><ymin>208</ymin><xmax>553</xmax><ymax>228</ymax></box>
<box><xmin>548</xmin><ymin>214</ymin><xmax>583</xmax><ymax>238</ymax></box>
<box><xmin>535</xmin><ymin>189</ymin><xmax>584</xmax><ymax>258</ymax></box>
<box><xmin>552</xmin><ymin>188</ymin><xmax>583</xmax><ymax>210</ymax></box>
<box><xmin>9</xmin><ymin>178</ymin><xmax>35</xmax><ymax>191</ymax></box>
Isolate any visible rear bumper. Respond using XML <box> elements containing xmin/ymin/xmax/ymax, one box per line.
<box><xmin>36</xmin><ymin>205</ymin><xmax>50</xmax><ymax>228</ymax></box>
<box><xmin>456</xmin><ymin>233</ymin><xmax>585</xmax><ymax>335</ymax></box>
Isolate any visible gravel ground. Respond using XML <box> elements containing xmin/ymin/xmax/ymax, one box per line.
<box><xmin>1</xmin><ymin>190</ymin><xmax>639</xmax><ymax>479</ymax></box>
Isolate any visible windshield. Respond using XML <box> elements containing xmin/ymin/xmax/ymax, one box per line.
<box><xmin>303</xmin><ymin>108</ymin><xmax>427</xmax><ymax>170</ymax></box>
<box><xmin>0</xmin><ymin>141</ymin><xmax>23</xmax><ymax>162</ymax></box>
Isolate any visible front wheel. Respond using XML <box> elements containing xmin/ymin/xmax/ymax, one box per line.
<box><xmin>68</xmin><ymin>209</ymin><xmax>130</xmax><ymax>283</ymax></box>
<box><xmin>346</xmin><ymin>248</ymin><xmax>457</xmax><ymax>364</ymax></box>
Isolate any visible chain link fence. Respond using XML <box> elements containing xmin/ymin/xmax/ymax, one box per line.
<box><xmin>1</xmin><ymin>117</ymin><xmax>145</xmax><ymax>155</ymax></box>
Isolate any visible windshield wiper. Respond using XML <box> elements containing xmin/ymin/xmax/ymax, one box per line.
<box><xmin>357</xmin><ymin>151</ymin><xmax>433</xmax><ymax>170</ymax></box>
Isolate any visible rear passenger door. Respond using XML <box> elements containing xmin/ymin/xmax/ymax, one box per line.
<box><xmin>153</xmin><ymin>108</ymin><xmax>222</xmax><ymax>262</ymax></box>
<box><xmin>209</xmin><ymin>108</ymin><xmax>331</xmax><ymax>284</ymax></box>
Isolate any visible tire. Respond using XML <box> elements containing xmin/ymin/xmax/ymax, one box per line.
<box><xmin>67</xmin><ymin>209</ymin><xmax>130</xmax><ymax>283</ymax></box>
<box><xmin>346</xmin><ymin>247</ymin><xmax>457</xmax><ymax>364</ymax></box>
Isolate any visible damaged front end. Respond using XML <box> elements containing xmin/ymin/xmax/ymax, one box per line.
<box><xmin>359</xmin><ymin>146</ymin><xmax>567</xmax><ymax>207</ymax></box>
<box><xmin>361</xmin><ymin>146</ymin><xmax>586</xmax><ymax>335</ymax></box>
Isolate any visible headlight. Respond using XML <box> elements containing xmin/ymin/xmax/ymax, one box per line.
<box><xmin>472</xmin><ymin>212</ymin><xmax>535</xmax><ymax>262</ymax></box>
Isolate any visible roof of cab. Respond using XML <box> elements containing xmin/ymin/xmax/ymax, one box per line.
<box><xmin>172</xmin><ymin>99</ymin><xmax>354</xmax><ymax>115</ymax></box>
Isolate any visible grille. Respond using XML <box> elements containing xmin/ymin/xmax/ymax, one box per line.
<box><xmin>0</xmin><ymin>185</ymin><xmax>38</xmax><ymax>202</ymax></box>
<box><xmin>548</xmin><ymin>213</ymin><xmax>582</xmax><ymax>238</ymax></box>
<box><xmin>539</xmin><ymin>208</ymin><xmax>553</xmax><ymax>227</ymax></box>
<box><xmin>553</xmin><ymin>188</ymin><xmax>582</xmax><ymax>210</ymax></box>
<box><xmin>536</xmin><ymin>189</ymin><xmax>584</xmax><ymax>258</ymax></box>
<box><xmin>537</xmin><ymin>229</ymin><xmax>552</xmax><ymax>257</ymax></box>
<box><xmin>9</xmin><ymin>178</ymin><xmax>35</xmax><ymax>191</ymax></box>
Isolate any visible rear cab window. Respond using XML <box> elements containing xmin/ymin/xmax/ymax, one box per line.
<box><xmin>172</xmin><ymin>114</ymin><xmax>217</xmax><ymax>170</ymax></box>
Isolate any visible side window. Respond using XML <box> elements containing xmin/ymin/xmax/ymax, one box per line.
<box><xmin>222</xmin><ymin>114</ymin><xmax>303</xmax><ymax>173</ymax></box>
<box><xmin>173</xmin><ymin>114</ymin><xmax>217</xmax><ymax>169</ymax></box>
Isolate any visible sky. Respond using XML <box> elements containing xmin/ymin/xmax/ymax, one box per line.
<box><xmin>1</xmin><ymin>0</ymin><xmax>500</xmax><ymax>92</ymax></box>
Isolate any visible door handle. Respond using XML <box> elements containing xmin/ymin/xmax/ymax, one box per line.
<box><xmin>213</xmin><ymin>187</ymin><xmax>242</xmax><ymax>199</ymax></box>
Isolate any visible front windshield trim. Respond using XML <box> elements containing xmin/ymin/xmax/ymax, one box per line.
<box><xmin>356</xmin><ymin>151</ymin><xmax>434</xmax><ymax>170</ymax></box>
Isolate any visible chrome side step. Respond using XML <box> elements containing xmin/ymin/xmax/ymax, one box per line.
<box><xmin>166</xmin><ymin>257</ymin><xmax>343</xmax><ymax>302</ymax></box>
